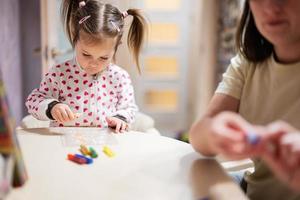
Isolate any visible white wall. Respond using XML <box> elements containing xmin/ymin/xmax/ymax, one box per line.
<box><xmin>20</xmin><ymin>0</ymin><xmax>42</xmax><ymax>118</ymax></box>
<box><xmin>116</xmin><ymin>0</ymin><xmax>219</xmax><ymax>129</ymax></box>
<box><xmin>188</xmin><ymin>0</ymin><xmax>219</xmax><ymax>122</ymax></box>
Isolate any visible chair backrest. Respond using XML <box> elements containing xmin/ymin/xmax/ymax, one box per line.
<box><xmin>20</xmin><ymin>115</ymin><xmax>50</xmax><ymax>129</ymax></box>
<box><xmin>0</xmin><ymin>74</ymin><xmax>27</xmax><ymax>191</ymax></box>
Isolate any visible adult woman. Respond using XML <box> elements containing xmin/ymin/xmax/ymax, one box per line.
<box><xmin>190</xmin><ymin>0</ymin><xmax>300</xmax><ymax>199</ymax></box>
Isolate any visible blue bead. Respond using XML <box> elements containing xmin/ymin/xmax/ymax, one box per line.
<box><xmin>75</xmin><ymin>154</ymin><xmax>93</xmax><ymax>164</ymax></box>
<box><xmin>247</xmin><ymin>132</ymin><xmax>260</xmax><ymax>145</ymax></box>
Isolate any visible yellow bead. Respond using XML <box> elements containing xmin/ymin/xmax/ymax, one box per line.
<box><xmin>103</xmin><ymin>146</ymin><xmax>115</xmax><ymax>158</ymax></box>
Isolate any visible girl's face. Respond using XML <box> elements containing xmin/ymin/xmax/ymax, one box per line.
<box><xmin>75</xmin><ymin>36</ymin><xmax>117</xmax><ymax>76</ymax></box>
<box><xmin>249</xmin><ymin>0</ymin><xmax>300</xmax><ymax>47</ymax></box>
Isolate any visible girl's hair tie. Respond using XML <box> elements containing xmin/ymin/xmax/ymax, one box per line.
<box><xmin>110</xmin><ymin>21</ymin><xmax>120</xmax><ymax>32</ymax></box>
<box><xmin>122</xmin><ymin>11</ymin><xmax>129</xmax><ymax>19</ymax></box>
<box><xmin>79</xmin><ymin>1</ymin><xmax>86</xmax><ymax>8</ymax></box>
<box><xmin>79</xmin><ymin>15</ymin><xmax>91</xmax><ymax>24</ymax></box>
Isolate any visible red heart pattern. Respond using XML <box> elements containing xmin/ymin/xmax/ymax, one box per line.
<box><xmin>26</xmin><ymin>61</ymin><xmax>137</xmax><ymax>128</ymax></box>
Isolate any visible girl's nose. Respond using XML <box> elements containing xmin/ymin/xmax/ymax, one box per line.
<box><xmin>89</xmin><ymin>60</ymin><xmax>100</xmax><ymax>67</ymax></box>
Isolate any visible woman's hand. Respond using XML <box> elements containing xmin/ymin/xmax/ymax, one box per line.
<box><xmin>261</xmin><ymin>121</ymin><xmax>300</xmax><ymax>192</ymax></box>
<box><xmin>51</xmin><ymin>103</ymin><xmax>77</xmax><ymax>123</ymax></box>
<box><xmin>106</xmin><ymin>116</ymin><xmax>129</xmax><ymax>133</ymax></box>
<box><xmin>208</xmin><ymin>111</ymin><xmax>264</xmax><ymax>160</ymax></box>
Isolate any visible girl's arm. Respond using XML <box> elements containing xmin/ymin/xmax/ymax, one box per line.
<box><xmin>25</xmin><ymin>67</ymin><xmax>60</xmax><ymax>121</ymax></box>
<box><xmin>113</xmin><ymin>72</ymin><xmax>138</xmax><ymax>124</ymax></box>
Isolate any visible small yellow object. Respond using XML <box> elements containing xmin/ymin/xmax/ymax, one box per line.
<box><xmin>80</xmin><ymin>144</ymin><xmax>90</xmax><ymax>156</ymax></box>
<box><xmin>103</xmin><ymin>146</ymin><xmax>115</xmax><ymax>158</ymax></box>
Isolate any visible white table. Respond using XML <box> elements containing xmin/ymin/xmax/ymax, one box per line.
<box><xmin>7</xmin><ymin>128</ymin><xmax>247</xmax><ymax>200</ymax></box>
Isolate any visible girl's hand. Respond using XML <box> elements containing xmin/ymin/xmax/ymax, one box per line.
<box><xmin>208</xmin><ymin>111</ymin><xmax>264</xmax><ymax>160</ymax></box>
<box><xmin>51</xmin><ymin>103</ymin><xmax>76</xmax><ymax>123</ymax></box>
<box><xmin>261</xmin><ymin>121</ymin><xmax>300</xmax><ymax>192</ymax></box>
<box><xmin>106</xmin><ymin>116</ymin><xmax>129</xmax><ymax>133</ymax></box>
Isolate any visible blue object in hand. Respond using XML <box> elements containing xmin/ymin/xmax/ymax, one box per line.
<box><xmin>247</xmin><ymin>132</ymin><xmax>260</xmax><ymax>145</ymax></box>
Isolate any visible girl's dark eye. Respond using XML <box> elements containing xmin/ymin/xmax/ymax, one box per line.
<box><xmin>82</xmin><ymin>53</ymin><xmax>91</xmax><ymax>57</ymax></box>
<box><xmin>100</xmin><ymin>57</ymin><xmax>109</xmax><ymax>60</ymax></box>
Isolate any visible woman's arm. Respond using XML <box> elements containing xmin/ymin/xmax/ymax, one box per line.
<box><xmin>189</xmin><ymin>93</ymin><xmax>241</xmax><ymax>156</ymax></box>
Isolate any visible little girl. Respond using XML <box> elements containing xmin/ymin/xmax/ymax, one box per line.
<box><xmin>26</xmin><ymin>0</ymin><xmax>147</xmax><ymax>133</ymax></box>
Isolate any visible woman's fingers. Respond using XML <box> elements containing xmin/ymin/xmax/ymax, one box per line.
<box><xmin>213</xmin><ymin>112</ymin><xmax>253</xmax><ymax>142</ymax></box>
<box><xmin>207</xmin><ymin>112</ymin><xmax>256</xmax><ymax>158</ymax></box>
<box><xmin>213</xmin><ymin>124</ymin><xmax>266</xmax><ymax>159</ymax></box>
<box><xmin>261</xmin><ymin>132</ymin><xmax>300</xmax><ymax>186</ymax></box>
<box><xmin>262</xmin><ymin>121</ymin><xmax>296</xmax><ymax>142</ymax></box>
<box><xmin>262</xmin><ymin>149</ymin><xmax>289</xmax><ymax>182</ymax></box>
<box><xmin>281</xmin><ymin>133</ymin><xmax>300</xmax><ymax>169</ymax></box>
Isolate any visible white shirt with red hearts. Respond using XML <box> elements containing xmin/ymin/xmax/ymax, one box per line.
<box><xmin>26</xmin><ymin>59</ymin><xmax>138</xmax><ymax>128</ymax></box>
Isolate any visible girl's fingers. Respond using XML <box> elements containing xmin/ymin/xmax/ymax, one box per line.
<box><xmin>60</xmin><ymin>109</ymin><xmax>69</xmax><ymax>122</ymax></box>
<box><xmin>65</xmin><ymin>108</ymin><xmax>75</xmax><ymax>121</ymax></box>
<box><xmin>124</xmin><ymin>123</ymin><xmax>129</xmax><ymax>132</ymax></box>
<box><xmin>106</xmin><ymin>117</ymin><xmax>128</xmax><ymax>133</ymax></box>
<box><xmin>52</xmin><ymin>112</ymin><xmax>59</xmax><ymax>122</ymax></box>
<box><xmin>120</xmin><ymin>122</ymin><xmax>127</xmax><ymax>133</ymax></box>
<box><xmin>125</xmin><ymin>124</ymin><xmax>129</xmax><ymax>131</ymax></box>
<box><xmin>115</xmin><ymin>122</ymin><xmax>121</xmax><ymax>133</ymax></box>
<box><xmin>53</xmin><ymin>110</ymin><xmax>64</xmax><ymax>123</ymax></box>
<box><xmin>106</xmin><ymin>117</ymin><xmax>115</xmax><ymax>126</ymax></box>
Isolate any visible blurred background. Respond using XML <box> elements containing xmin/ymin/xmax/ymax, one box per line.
<box><xmin>0</xmin><ymin>0</ymin><xmax>243</xmax><ymax>138</ymax></box>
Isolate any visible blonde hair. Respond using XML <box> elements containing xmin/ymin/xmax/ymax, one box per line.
<box><xmin>61</xmin><ymin>0</ymin><xmax>148</xmax><ymax>73</ymax></box>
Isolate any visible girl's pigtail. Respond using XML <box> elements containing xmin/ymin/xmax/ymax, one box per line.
<box><xmin>126</xmin><ymin>9</ymin><xmax>148</xmax><ymax>74</ymax></box>
<box><xmin>61</xmin><ymin>0</ymin><xmax>81</xmax><ymax>47</ymax></box>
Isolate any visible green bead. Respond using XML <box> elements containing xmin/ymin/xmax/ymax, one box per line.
<box><xmin>89</xmin><ymin>147</ymin><xmax>98</xmax><ymax>158</ymax></box>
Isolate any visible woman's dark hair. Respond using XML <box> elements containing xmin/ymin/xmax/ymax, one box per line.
<box><xmin>236</xmin><ymin>1</ymin><xmax>273</xmax><ymax>63</ymax></box>
<box><xmin>61</xmin><ymin>0</ymin><xmax>148</xmax><ymax>73</ymax></box>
